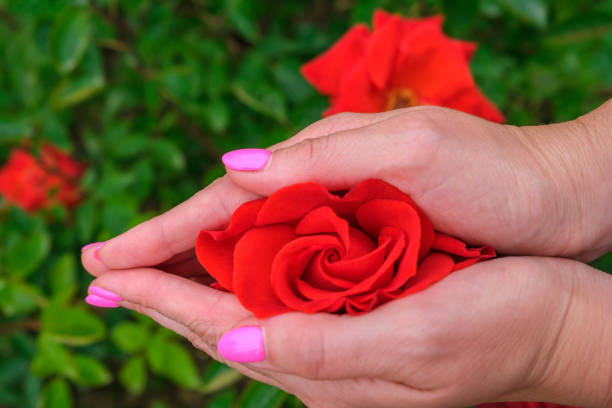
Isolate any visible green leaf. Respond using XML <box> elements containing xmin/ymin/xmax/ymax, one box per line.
<box><xmin>150</xmin><ymin>139</ymin><xmax>185</xmax><ymax>174</ymax></box>
<box><xmin>52</xmin><ymin>10</ymin><xmax>92</xmax><ymax>74</ymax></box>
<box><xmin>238</xmin><ymin>381</ymin><xmax>287</xmax><ymax>408</ymax></box>
<box><xmin>147</xmin><ymin>335</ymin><xmax>200</xmax><ymax>389</ymax></box>
<box><xmin>101</xmin><ymin>197</ymin><xmax>137</xmax><ymax>236</ymax></box>
<box><xmin>208</xmin><ymin>389</ymin><xmax>237</xmax><ymax>408</ymax></box>
<box><xmin>111</xmin><ymin>322</ymin><xmax>151</xmax><ymax>353</ymax></box>
<box><xmin>52</xmin><ymin>46</ymin><xmax>105</xmax><ymax>109</ymax></box>
<box><xmin>201</xmin><ymin>361</ymin><xmax>242</xmax><ymax>394</ymax></box>
<box><xmin>498</xmin><ymin>0</ymin><xmax>548</xmax><ymax>28</ymax></box>
<box><xmin>224</xmin><ymin>0</ymin><xmax>260</xmax><ymax>42</ymax></box>
<box><xmin>0</xmin><ymin>387</ymin><xmax>20</xmax><ymax>406</ymax></box>
<box><xmin>591</xmin><ymin>251</ymin><xmax>612</xmax><ymax>274</ymax></box>
<box><xmin>0</xmin><ymin>357</ymin><xmax>28</xmax><ymax>384</ymax></box>
<box><xmin>119</xmin><ymin>356</ymin><xmax>147</xmax><ymax>395</ymax></box>
<box><xmin>73</xmin><ymin>355</ymin><xmax>111</xmax><ymax>387</ymax></box>
<box><xmin>23</xmin><ymin>373</ymin><xmax>43</xmax><ymax>408</ymax></box>
<box><xmin>0</xmin><ymin>279</ymin><xmax>44</xmax><ymax>316</ymax></box>
<box><xmin>4</xmin><ymin>229</ymin><xmax>51</xmax><ymax>278</ymax></box>
<box><xmin>75</xmin><ymin>199</ymin><xmax>96</xmax><ymax>242</ymax></box>
<box><xmin>0</xmin><ymin>116</ymin><xmax>33</xmax><ymax>143</ymax></box>
<box><xmin>232</xmin><ymin>82</ymin><xmax>287</xmax><ymax>123</ymax></box>
<box><xmin>545</xmin><ymin>13</ymin><xmax>612</xmax><ymax>45</ymax></box>
<box><xmin>442</xmin><ymin>0</ymin><xmax>479</xmax><ymax>34</ymax></box>
<box><xmin>202</xmin><ymin>100</ymin><xmax>230</xmax><ymax>134</ymax></box>
<box><xmin>31</xmin><ymin>336</ymin><xmax>78</xmax><ymax>380</ymax></box>
<box><xmin>41</xmin><ymin>304</ymin><xmax>105</xmax><ymax>346</ymax></box>
<box><xmin>110</xmin><ymin>133</ymin><xmax>150</xmax><ymax>159</ymax></box>
<box><xmin>41</xmin><ymin>378</ymin><xmax>72</xmax><ymax>408</ymax></box>
<box><xmin>48</xmin><ymin>254</ymin><xmax>77</xmax><ymax>297</ymax></box>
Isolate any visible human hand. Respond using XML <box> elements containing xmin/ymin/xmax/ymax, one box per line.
<box><xmin>83</xmin><ymin>103</ymin><xmax>612</xmax><ymax>285</ymax></box>
<box><xmin>83</xmin><ymin>255</ymin><xmax>612</xmax><ymax>408</ymax></box>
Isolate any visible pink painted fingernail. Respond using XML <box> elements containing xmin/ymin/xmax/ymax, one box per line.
<box><xmin>92</xmin><ymin>242</ymin><xmax>105</xmax><ymax>260</ymax></box>
<box><xmin>222</xmin><ymin>149</ymin><xmax>271</xmax><ymax>171</ymax></box>
<box><xmin>82</xmin><ymin>242</ymin><xmax>103</xmax><ymax>251</ymax></box>
<box><xmin>85</xmin><ymin>294</ymin><xmax>119</xmax><ymax>308</ymax></box>
<box><xmin>89</xmin><ymin>286</ymin><xmax>122</xmax><ymax>302</ymax></box>
<box><xmin>218</xmin><ymin>326</ymin><xmax>265</xmax><ymax>363</ymax></box>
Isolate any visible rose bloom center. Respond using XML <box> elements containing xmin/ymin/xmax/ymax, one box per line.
<box><xmin>385</xmin><ymin>88</ymin><xmax>419</xmax><ymax>110</ymax></box>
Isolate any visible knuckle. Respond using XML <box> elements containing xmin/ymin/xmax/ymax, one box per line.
<box><xmin>186</xmin><ymin>319</ymin><xmax>218</xmax><ymax>352</ymax></box>
<box><xmin>128</xmin><ymin>302</ymin><xmax>150</xmax><ymax>317</ymax></box>
<box><xmin>298</xmin><ymin>135</ymin><xmax>335</xmax><ymax>169</ymax></box>
<box><xmin>287</xmin><ymin>325</ymin><xmax>329</xmax><ymax>380</ymax></box>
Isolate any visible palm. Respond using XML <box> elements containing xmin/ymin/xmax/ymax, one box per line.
<box><xmin>279</xmin><ymin>257</ymin><xmax>567</xmax><ymax>408</ymax></box>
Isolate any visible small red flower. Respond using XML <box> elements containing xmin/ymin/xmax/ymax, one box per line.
<box><xmin>0</xmin><ymin>143</ymin><xmax>85</xmax><ymax>212</ymax></box>
<box><xmin>196</xmin><ymin>179</ymin><xmax>494</xmax><ymax>318</ymax></box>
<box><xmin>478</xmin><ymin>403</ymin><xmax>579</xmax><ymax>408</ymax></box>
<box><xmin>302</xmin><ymin>9</ymin><xmax>504</xmax><ymax>122</ymax></box>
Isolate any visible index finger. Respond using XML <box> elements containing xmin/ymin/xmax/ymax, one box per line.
<box><xmin>82</xmin><ymin>176</ymin><xmax>259</xmax><ymax>276</ymax></box>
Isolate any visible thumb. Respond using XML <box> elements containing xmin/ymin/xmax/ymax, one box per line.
<box><xmin>222</xmin><ymin>110</ymin><xmax>431</xmax><ymax>196</ymax></box>
<box><xmin>217</xmin><ymin>310</ymin><xmax>398</xmax><ymax>380</ymax></box>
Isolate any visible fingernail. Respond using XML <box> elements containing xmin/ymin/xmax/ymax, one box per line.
<box><xmin>89</xmin><ymin>286</ymin><xmax>122</xmax><ymax>302</ymax></box>
<box><xmin>218</xmin><ymin>326</ymin><xmax>265</xmax><ymax>363</ymax></box>
<box><xmin>85</xmin><ymin>294</ymin><xmax>119</xmax><ymax>308</ymax></box>
<box><xmin>82</xmin><ymin>242</ymin><xmax>103</xmax><ymax>251</ymax></box>
<box><xmin>93</xmin><ymin>242</ymin><xmax>106</xmax><ymax>260</ymax></box>
<box><xmin>222</xmin><ymin>149</ymin><xmax>271</xmax><ymax>171</ymax></box>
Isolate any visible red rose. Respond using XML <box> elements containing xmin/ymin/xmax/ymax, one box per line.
<box><xmin>196</xmin><ymin>179</ymin><xmax>494</xmax><ymax>318</ymax></box>
<box><xmin>301</xmin><ymin>9</ymin><xmax>504</xmax><ymax>123</ymax></box>
<box><xmin>478</xmin><ymin>403</ymin><xmax>579</xmax><ymax>408</ymax></box>
<box><xmin>0</xmin><ymin>143</ymin><xmax>85</xmax><ymax>212</ymax></box>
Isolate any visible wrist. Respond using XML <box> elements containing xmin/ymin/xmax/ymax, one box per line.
<box><xmin>574</xmin><ymin>100</ymin><xmax>612</xmax><ymax>259</ymax></box>
<box><xmin>529</xmin><ymin>261</ymin><xmax>612</xmax><ymax>407</ymax></box>
<box><xmin>514</xmin><ymin>99</ymin><xmax>612</xmax><ymax>260</ymax></box>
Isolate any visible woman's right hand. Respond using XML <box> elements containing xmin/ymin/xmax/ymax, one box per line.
<box><xmin>84</xmin><ymin>102</ymin><xmax>612</xmax><ymax>282</ymax></box>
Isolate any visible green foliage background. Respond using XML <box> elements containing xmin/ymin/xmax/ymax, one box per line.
<box><xmin>1</xmin><ymin>0</ymin><xmax>611</xmax><ymax>407</ymax></box>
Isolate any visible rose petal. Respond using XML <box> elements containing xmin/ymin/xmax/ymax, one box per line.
<box><xmin>326</xmin><ymin>60</ymin><xmax>387</xmax><ymax>115</ymax></box>
<box><xmin>432</xmin><ymin>232</ymin><xmax>496</xmax><ymax>270</ymax></box>
<box><xmin>373</xmin><ymin>9</ymin><xmax>393</xmax><ymax>31</ymax></box>
<box><xmin>304</xmin><ymin>250</ymin><xmax>356</xmax><ymax>291</ymax></box>
<box><xmin>342</xmin><ymin>179</ymin><xmax>434</xmax><ymax>257</ymax></box>
<box><xmin>296</xmin><ymin>227</ymin><xmax>404</xmax><ymax>301</ymax></box>
<box><xmin>195</xmin><ymin>199</ymin><xmax>265</xmax><ymax>290</ymax></box>
<box><xmin>295</xmin><ymin>206</ymin><xmax>351</xmax><ymax>250</ymax></box>
<box><xmin>256</xmin><ymin>183</ymin><xmax>333</xmax><ymax>226</ymax></box>
<box><xmin>393</xmin><ymin>23</ymin><xmax>475</xmax><ymax>103</ymax></box>
<box><xmin>356</xmin><ymin>199</ymin><xmax>421</xmax><ymax>283</ymax></box>
<box><xmin>272</xmin><ymin>235</ymin><xmax>347</xmax><ymax>311</ymax></box>
<box><xmin>366</xmin><ymin>13</ymin><xmax>401</xmax><ymax>89</ymax></box>
<box><xmin>233</xmin><ymin>224</ymin><xmax>296</xmax><ymax>318</ymax></box>
<box><xmin>208</xmin><ymin>198</ymin><xmax>265</xmax><ymax>240</ymax></box>
<box><xmin>301</xmin><ymin>25</ymin><xmax>370</xmax><ymax>95</ymax></box>
<box><xmin>403</xmin><ymin>252</ymin><xmax>455</xmax><ymax>295</ymax></box>
<box><xmin>305</xmin><ymin>226</ymin><xmax>380</xmax><ymax>286</ymax></box>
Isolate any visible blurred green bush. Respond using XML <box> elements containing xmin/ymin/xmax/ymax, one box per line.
<box><xmin>0</xmin><ymin>0</ymin><xmax>611</xmax><ymax>407</ymax></box>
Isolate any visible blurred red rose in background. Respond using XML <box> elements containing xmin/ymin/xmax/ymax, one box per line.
<box><xmin>0</xmin><ymin>143</ymin><xmax>85</xmax><ymax>212</ymax></box>
<box><xmin>196</xmin><ymin>179</ymin><xmax>494</xmax><ymax>318</ymax></box>
<box><xmin>302</xmin><ymin>9</ymin><xmax>504</xmax><ymax>122</ymax></box>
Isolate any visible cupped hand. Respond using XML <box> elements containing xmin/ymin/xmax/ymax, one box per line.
<box><xmin>84</xmin><ymin>254</ymin><xmax>611</xmax><ymax>408</ymax></box>
<box><xmin>83</xmin><ymin>105</ymin><xmax>606</xmax><ymax>283</ymax></box>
